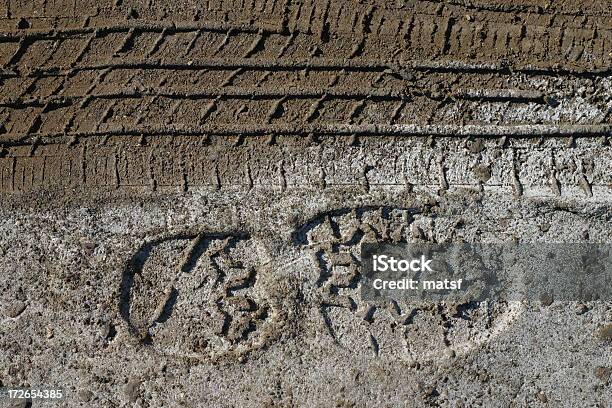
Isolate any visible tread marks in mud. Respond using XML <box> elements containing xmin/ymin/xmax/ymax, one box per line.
<box><xmin>119</xmin><ymin>232</ymin><xmax>288</xmax><ymax>360</ymax></box>
<box><xmin>294</xmin><ymin>206</ymin><xmax>520</xmax><ymax>361</ymax></box>
<box><xmin>0</xmin><ymin>7</ymin><xmax>610</xmax><ymax>145</ymax></box>
<box><xmin>0</xmin><ymin>137</ymin><xmax>610</xmax><ymax>194</ymax></box>
<box><xmin>1</xmin><ymin>2</ymin><xmax>611</xmax><ymax>67</ymax></box>
<box><xmin>0</xmin><ymin>3</ymin><xmax>609</xmax><ymax>194</ymax></box>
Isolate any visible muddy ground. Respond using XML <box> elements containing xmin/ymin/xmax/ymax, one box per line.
<box><xmin>0</xmin><ymin>1</ymin><xmax>610</xmax><ymax>407</ymax></box>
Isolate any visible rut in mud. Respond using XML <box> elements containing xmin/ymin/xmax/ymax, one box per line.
<box><xmin>0</xmin><ymin>0</ymin><xmax>610</xmax><ymax>195</ymax></box>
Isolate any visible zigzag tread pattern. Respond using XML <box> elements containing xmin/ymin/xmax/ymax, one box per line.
<box><xmin>0</xmin><ymin>136</ymin><xmax>610</xmax><ymax>195</ymax></box>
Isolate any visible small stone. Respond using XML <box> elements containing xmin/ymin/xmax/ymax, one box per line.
<box><xmin>575</xmin><ymin>304</ymin><xmax>588</xmax><ymax>315</ymax></box>
<box><xmin>444</xmin><ymin>348</ymin><xmax>456</xmax><ymax>358</ymax></box>
<box><xmin>77</xmin><ymin>389</ymin><xmax>93</xmax><ymax>402</ymax></box>
<box><xmin>473</xmin><ymin>165</ymin><xmax>492</xmax><ymax>182</ymax></box>
<box><xmin>430</xmin><ymin>91</ymin><xmax>444</xmax><ymax>100</ymax></box>
<box><xmin>4</xmin><ymin>301</ymin><xmax>26</xmax><ymax>318</ymax></box>
<box><xmin>81</xmin><ymin>240</ymin><xmax>96</xmax><ymax>255</ymax></box>
<box><xmin>595</xmin><ymin>324</ymin><xmax>612</xmax><ymax>342</ymax></box>
<box><xmin>411</xmin><ymin>225</ymin><xmax>425</xmax><ymax>240</ymax></box>
<box><xmin>429</xmin><ymin>84</ymin><xmax>445</xmax><ymax>100</ymax></box>
<box><xmin>125</xmin><ymin>379</ymin><xmax>141</xmax><ymax>402</ymax></box>
<box><xmin>537</xmin><ymin>392</ymin><xmax>548</xmax><ymax>403</ymax></box>
<box><xmin>9</xmin><ymin>399</ymin><xmax>30</xmax><ymax>408</ymax></box>
<box><xmin>540</xmin><ymin>293</ymin><xmax>554</xmax><ymax>306</ymax></box>
<box><xmin>594</xmin><ymin>366</ymin><xmax>610</xmax><ymax>382</ymax></box>
<box><xmin>467</xmin><ymin>139</ymin><xmax>485</xmax><ymax>154</ymax></box>
<box><xmin>539</xmin><ymin>223</ymin><xmax>550</xmax><ymax>232</ymax></box>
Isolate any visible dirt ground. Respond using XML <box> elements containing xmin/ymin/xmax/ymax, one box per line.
<box><xmin>0</xmin><ymin>1</ymin><xmax>610</xmax><ymax>407</ymax></box>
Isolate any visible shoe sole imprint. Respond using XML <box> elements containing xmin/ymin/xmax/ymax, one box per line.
<box><xmin>293</xmin><ymin>206</ymin><xmax>525</xmax><ymax>362</ymax></box>
<box><xmin>119</xmin><ymin>230</ymin><xmax>295</xmax><ymax>361</ymax></box>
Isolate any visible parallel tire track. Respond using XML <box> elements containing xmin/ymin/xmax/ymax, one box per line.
<box><xmin>0</xmin><ymin>1</ymin><xmax>610</xmax><ymax>193</ymax></box>
<box><xmin>1</xmin><ymin>136</ymin><xmax>610</xmax><ymax>196</ymax></box>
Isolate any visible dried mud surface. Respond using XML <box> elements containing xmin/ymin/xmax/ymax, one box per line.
<box><xmin>0</xmin><ymin>1</ymin><xmax>611</xmax><ymax>407</ymax></box>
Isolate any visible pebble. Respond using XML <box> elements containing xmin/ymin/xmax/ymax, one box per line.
<box><xmin>536</xmin><ymin>392</ymin><xmax>548</xmax><ymax>403</ymax></box>
<box><xmin>9</xmin><ymin>400</ymin><xmax>29</xmax><ymax>408</ymax></box>
<box><xmin>473</xmin><ymin>165</ymin><xmax>492</xmax><ymax>182</ymax></box>
<box><xmin>595</xmin><ymin>324</ymin><xmax>612</xmax><ymax>342</ymax></box>
<box><xmin>540</xmin><ymin>293</ymin><xmax>554</xmax><ymax>307</ymax></box>
<box><xmin>81</xmin><ymin>240</ymin><xmax>96</xmax><ymax>255</ymax></box>
<box><xmin>594</xmin><ymin>366</ymin><xmax>610</xmax><ymax>382</ymax></box>
<box><xmin>417</xmin><ymin>382</ymin><xmax>439</xmax><ymax>399</ymax></box>
<box><xmin>4</xmin><ymin>301</ymin><xmax>26</xmax><ymax>318</ymax></box>
<box><xmin>125</xmin><ymin>379</ymin><xmax>141</xmax><ymax>402</ymax></box>
<box><xmin>77</xmin><ymin>389</ymin><xmax>93</xmax><ymax>402</ymax></box>
<box><xmin>575</xmin><ymin>304</ymin><xmax>588</xmax><ymax>315</ymax></box>
<box><xmin>467</xmin><ymin>139</ymin><xmax>485</xmax><ymax>154</ymax></box>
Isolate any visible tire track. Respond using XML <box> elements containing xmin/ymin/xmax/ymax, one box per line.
<box><xmin>1</xmin><ymin>136</ymin><xmax>610</xmax><ymax>194</ymax></box>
